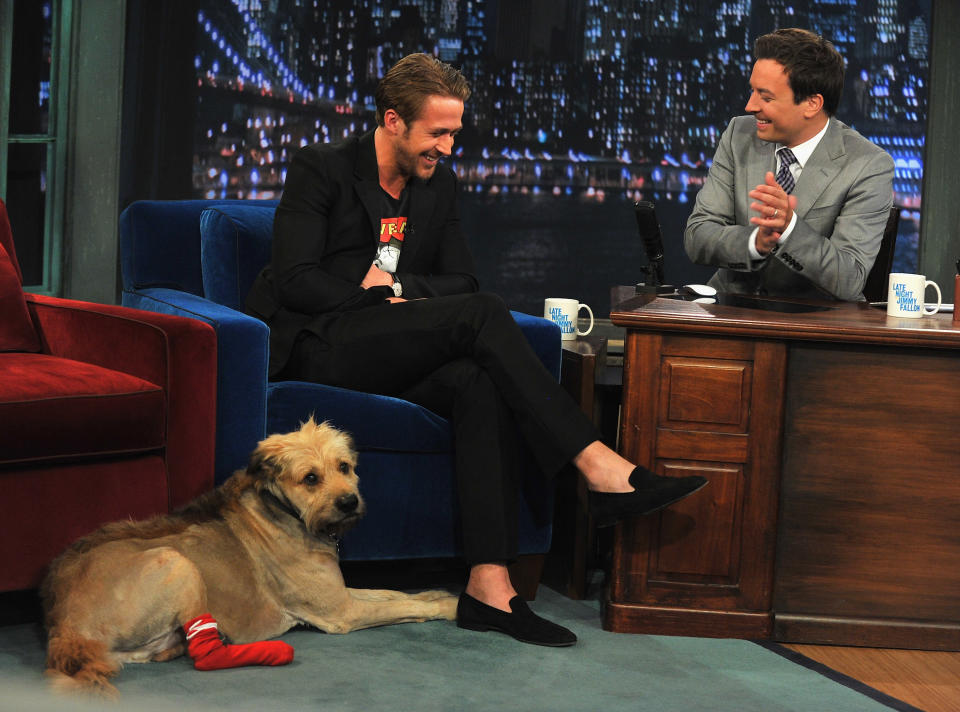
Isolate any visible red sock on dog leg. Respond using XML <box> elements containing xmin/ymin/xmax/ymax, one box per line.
<box><xmin>184</xmin><ymin>614</ymin><xmax>293</xmax><ymax>671</ymax></box>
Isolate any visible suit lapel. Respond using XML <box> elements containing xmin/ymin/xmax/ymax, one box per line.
<box><xmin>792</xmin><ymin>118</ymin><xmax>843</xmax><ymax>218</ymax></box>
<box><xmin>352</xmin><ymin>129</ymin><xmax>439</xmax><ymax>267</ymax></box>
<box><xmin>353</xmin><ymin>130</ymin><xmax>383</xmax><ymax>245</ymax></box>
<box><xmin>748</xmin><ymin>131</ymin><xmax>777</xmax><ymax>195</ymax></box>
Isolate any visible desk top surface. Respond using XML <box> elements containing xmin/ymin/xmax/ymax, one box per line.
<box><xmin>610</xmin><ymin>286</ymin><xmax>960</xmax><ymax>349</ymax></box>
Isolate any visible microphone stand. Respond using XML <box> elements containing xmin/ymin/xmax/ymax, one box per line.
<box><xmin>633</xmin><ymin>200</ymin><xmax>676</xmax><ymax>295</ymax></box>
<box><xmin>635</xmin><ymin>260</ymin><xmax>675</xmax><ymax>294</ymax></box>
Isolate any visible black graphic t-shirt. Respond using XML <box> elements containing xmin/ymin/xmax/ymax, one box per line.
<box><xmin>374</xmin><ymin>187</ymin><xmax>409</xmax><ymax>274</ymax></box>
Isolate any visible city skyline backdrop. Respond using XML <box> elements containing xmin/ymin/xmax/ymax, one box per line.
<box><xmin>192</xmin><ymin>0</ymin><xmax>931</xmax><ymax>314</ymax></box>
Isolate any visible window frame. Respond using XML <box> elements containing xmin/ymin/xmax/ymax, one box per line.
<box><xmin>0</xmin><ymin>0</ymin><xmax>72</xmax><ymax>295</ymax></box>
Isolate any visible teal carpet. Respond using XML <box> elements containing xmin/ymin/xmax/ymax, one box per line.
<box><xmin>0</xmin><ymin>587</ymin><xmax>914</xmax><ymax>711</ymax></box>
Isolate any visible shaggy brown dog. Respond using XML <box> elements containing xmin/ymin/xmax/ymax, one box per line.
<box><xmin>42</xmin><ymin>418</ymin><xmax>457</xmax><ymax>697</ymax></box>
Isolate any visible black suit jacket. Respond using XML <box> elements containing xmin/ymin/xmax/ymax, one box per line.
<box><xmin>246</xmin><ymin>130</ymin><xmax>478</xmax><ymax>376</ymax></box>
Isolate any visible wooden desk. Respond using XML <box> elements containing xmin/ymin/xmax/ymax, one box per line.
<box><xmin>606</xmin><ymin>288</ymin><xmax>960</xmax><ymax>650</ymax></box>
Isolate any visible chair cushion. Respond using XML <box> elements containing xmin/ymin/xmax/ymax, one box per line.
<box><xmin>0</xmin><ymin>353</ymin><xmax>165</xmax><ymax>464</ymax></box>
<box><xmin>0</xmin><ymin>228</ymin><xmax>41</xmax><ymax>353</ymax></box>
<box><xmin>200</xmin><ymin>205</ymin><xmax>275</xmax><ymax>310</ymax></box>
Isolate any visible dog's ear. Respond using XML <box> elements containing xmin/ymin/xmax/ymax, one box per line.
<box><xmin>246</xmin><ymin>451</ymin><xmax>280</xmax><ymax>481</ymax></box>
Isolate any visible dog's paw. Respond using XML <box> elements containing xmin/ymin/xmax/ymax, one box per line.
<box><xmin>46</xmin><ymin>669</ymin><xmax>120</xmax><ymax>700</ymax></box>
<box><xmin>412</xmin><ymin>589</ymin><xmax>454</xmax><ymax>601</ymax></box>
<box><xmin>405</xmin><ymin>590</ymin><xmax>458</xmax><ymax>619</ymax></box>
<box><xmin>433</xmin><ymin>594</ymin><xmax>458</xmax><ymax>620</ymax></box>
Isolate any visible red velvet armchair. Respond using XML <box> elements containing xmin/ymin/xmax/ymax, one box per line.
<box><xmin>0</xmin><ymin>199</ymin><xmax>218</xmax><ymax>592</ymax></box>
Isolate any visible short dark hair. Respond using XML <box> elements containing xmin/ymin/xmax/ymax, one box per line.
<box><xmin>754</xmin><ymin>28</ymin><xmax>845</xmax><ymax>116</ymax></box>
<box><xmin>375</xmin><ymin>53</ymin><xmax>471</xmax><ymax>126</ymax></box>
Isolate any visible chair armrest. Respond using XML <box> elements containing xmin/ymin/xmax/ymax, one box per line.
<box><xmin>122</xmin><ymin>287</ymin><xmax>269</xmax><ymax>482</ymax></box>
<box><xmin>511</xmin><ymin>310</ymin><xmax>562</xmax><ymax>381</ymax></box>
<box><xmin>25</xmin><ymin>293</ymin><xmax>217</xmax><ymax>508</ymax></box>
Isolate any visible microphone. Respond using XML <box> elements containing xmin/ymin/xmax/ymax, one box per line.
<box><xmin>634</xmin><ymin>201</ymin><xmax>674</xmax><ymax>294</ymax></box>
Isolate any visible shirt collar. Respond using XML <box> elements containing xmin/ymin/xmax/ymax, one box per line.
<box><xmin>779</xmin><ymin>120</ymin><xmax>830</xmax><ymax>168</ymax></box>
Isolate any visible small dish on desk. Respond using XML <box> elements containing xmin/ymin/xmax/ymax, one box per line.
<box><xmin>679</xmin><ymin>284</ymin><xmax>718</xmax><ymax>298</ymax></box>
<box><xmin>676</xmin><ymin>284</ymin><xmax>717</xmax><ymax>303</ymax></box>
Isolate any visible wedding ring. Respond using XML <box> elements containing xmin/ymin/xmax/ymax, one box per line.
<box><xmin>773</xmin><ymin>209</ymin><xmax>779</xmax><ymax>218</ymax></box>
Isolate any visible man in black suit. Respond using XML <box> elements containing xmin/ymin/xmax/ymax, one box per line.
<box><xmin>247</xmin><ymin>53</ymin><xmax>705</xmax><ymax>647</ymax></box>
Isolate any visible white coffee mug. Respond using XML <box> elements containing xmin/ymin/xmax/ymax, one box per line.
<box><xmin>886</xmin><ymin>273</ymin><xmax>941</xmax><ymax>318</ymax></box>
<box><xmin>544</xmin><ymin>298</ymin><xmax>594</xmax><ymax>340</ymax></box>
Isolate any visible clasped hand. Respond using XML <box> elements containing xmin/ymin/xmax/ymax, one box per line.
<box><xmin>361</xmin><ymin>262</ymin><xmax>394</xmax><ymax>289</ymax></box>
<box><xmin>360</xmin><ymin>263</ymin><xmax>406</xmax><ymax>302</ymax></box>
<box><xmin>749</xmin><ymin>172</ymin><xmax>798</xmax><ymax>255</ymax></box>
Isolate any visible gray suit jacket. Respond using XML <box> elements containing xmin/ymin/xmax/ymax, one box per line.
<box><xmin>684</xmin><ymin>115</ymin><xmax>894</xmax><ymax>300</ymax></box>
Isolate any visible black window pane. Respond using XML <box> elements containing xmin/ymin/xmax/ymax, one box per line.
<box><xmin>6</xmin><ymin>143</ymin><xmax>47</xmax><ymax>286</ymax></box>
<box><xmin>9</xmin><ymin>0</ymin><xmax>53</xmax><ymax>135</ymax></box>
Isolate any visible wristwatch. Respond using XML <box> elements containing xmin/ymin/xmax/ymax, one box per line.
<box><xmin>391</xmin><ymin>276</ymin><xmax>403</xmax><ymax>297</ymax></box>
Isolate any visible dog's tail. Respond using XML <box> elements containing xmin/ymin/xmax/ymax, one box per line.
<box><xmin>45</xmin><ymin>627</ymin><xmax>120</xmax><ymax>699</ymax></box>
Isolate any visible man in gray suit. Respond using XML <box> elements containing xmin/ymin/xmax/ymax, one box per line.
<box><xmin>685</xmin><ymin>29</ymin><xmax>894</xmax><ymax>301</ymax></box>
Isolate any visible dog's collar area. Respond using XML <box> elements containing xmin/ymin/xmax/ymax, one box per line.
<box><xmin>259</xmin><ymin>489</ymin><xmax>341</xmax><ymax>551</ymax></box>
<box><xmin>260</xmin><ymin>488</ymin><xmax>299</xmax><ymax>519</ymax></box>
<box><xmin>259</xmin><ymin>489</ymin><xmax>302</xmax><ymax>523</ymax></box>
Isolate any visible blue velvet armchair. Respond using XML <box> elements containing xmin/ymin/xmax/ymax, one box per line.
<box><xmin>118</xmin><ymin>200</ymin><xmax>559</xmax><ymax>588</ymax></box>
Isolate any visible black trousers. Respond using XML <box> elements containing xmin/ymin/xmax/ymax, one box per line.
<box><xmin>281</xmin><ymin>292</ymin><xmax>599</xmax><ymax>564</ymax></box>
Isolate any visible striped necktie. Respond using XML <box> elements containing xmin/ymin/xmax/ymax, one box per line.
<box><xmin>776</xmin><ymin>147</ymin><xmax>797</xmax><ymax>194</ymax></box>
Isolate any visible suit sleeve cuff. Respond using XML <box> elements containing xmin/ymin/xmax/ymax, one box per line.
<box><xmin>777</xmin><ymin>212</ymin><xmax>798</xmax><ymax>243</ymax></box>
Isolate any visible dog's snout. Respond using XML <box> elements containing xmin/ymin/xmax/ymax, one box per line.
<box><xmin>336</xmin><ymin>493</ymin><xmax>359</xmax><ymax>513</ymax></box>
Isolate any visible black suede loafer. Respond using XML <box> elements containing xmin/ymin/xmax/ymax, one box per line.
<box><xmin>456</xmin><ymin>593</ymin><xmax>577</xmax><ymax>647</ymax></box>
<box><xmin>589</xmin><ymin>466</ymin><xmax>708</xmax><ymax>527</ymax></box>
